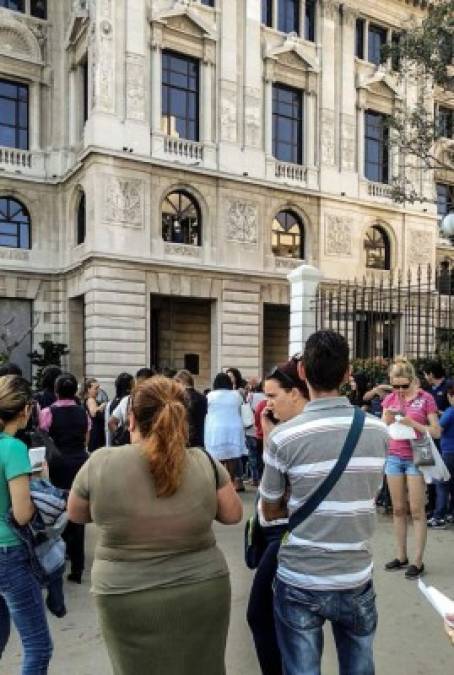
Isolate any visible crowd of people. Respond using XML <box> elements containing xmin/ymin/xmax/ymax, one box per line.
<box><xmin>0</xmin><ymin>335</ymin><xmax>453</xmax><ymax>674</ymax></box>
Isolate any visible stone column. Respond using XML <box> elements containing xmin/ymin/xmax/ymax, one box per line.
<box><xmin>151</xmin><ymin>44</ymin><xmax>162</xmax><ymax>135</ymax></box>
<box><xmin>299</xmin><ymin>0</ymin><xmax>306</xmax><ymax>38</ymax></box>
<box><xmin>287</xmin><ymin>264</ymin><xmax>322</xmax><ymax>356</ymax></box>
<box><xmin>29</xmin><ymin>81</ymin><xmax>40</xmax><ymax>151</ymax></box>
<box><xmin>357</xmin><ymin>98</ymin><xmax>365</xmax><ymax>177</ymax></box>
<box><xmin>264</xmin><ymin>77</ymin><xmax>273</xmax><ymax>156</ymax></box>
<box><xmin>305</xmin><ymin>89</ymin><xmax>316</xmax><ymax>167</ymax></box>
<box><xmin>201</xmin><ymin>60</ymin><xmax>213</xmax><ymax>143</ymax></box>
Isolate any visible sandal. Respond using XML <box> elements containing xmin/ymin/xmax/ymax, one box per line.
<box><xmin>385</xmin><ymin>557</ymin><xmax>409</xmax><ymax>571</ymax></box>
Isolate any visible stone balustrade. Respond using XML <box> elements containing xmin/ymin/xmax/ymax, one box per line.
<box><xmin>367</xmin><ymin>181</ymin><xmax>393</xmax><ymax>198</ymax></box>
<box><xmin>163</xmin><ymin>137</ymin><xmax>204</xmax><ymax>162</ymax></box>
<box><xmin>0</xmin><ymin>147</ymin><xmax>32</xmax><ymax>170</ymax></box>
<box><xmin>274</xmin><ymin>161</ymin><xmax>306</xmax><ymax>183</ymax></box>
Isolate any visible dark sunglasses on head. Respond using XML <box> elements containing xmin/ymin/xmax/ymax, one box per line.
<box><xmin>269</xmin><ymin>367</ymin><xmax>298</xmax><ymax>389</ymax></box>
<box><xmin>392</xmin><ymin>383</ymin><xmax>410</xmax><ymax>390</ymax></box>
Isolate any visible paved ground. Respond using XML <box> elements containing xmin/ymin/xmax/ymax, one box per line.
<box><xmin>3</xmin><ymin>489</ymin><xmax>454</xmax><ymax>674</ymax></box>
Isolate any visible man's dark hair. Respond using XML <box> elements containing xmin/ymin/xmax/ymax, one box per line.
<box><xmin>0</xmin><ymin>362</ymin><xmax>23</xmax><ymax>377</ymax></box>
<box><xmin>55</xmin><ymin>372</ymin><xmax>78</xmax><ymax>400</ymax></box>
<box><xmin>424</xmin><ymin>360</ymin><xmax>445</xmax><ymax>379</ymax></box>
<box><xmin>115</xmin><ymin>372</ymin><xmax>134</xmax><ymax>398</ymax></box>
<box><xmin>226</xmin><ymin>367</ymin><xmax>245</xmax><ymax>390</ymax></box>
<box><xmin>303</xmin><ymin>330</ymin><xmax>349</xmax><ymax>392</ymax></box>
<box><xmin>213</xmin><ymin>372</ymin><xmax>233</xmax><ymax>391</ymax></box>
<box><xmin>135</xmin><ymin>367</ymin><xmax>155</xmax><ymax>382</ymax></box>
<box><xmin>41</xmin><ymin>365</ymin><xmax>62</xmax><ymax>391</ymax></box>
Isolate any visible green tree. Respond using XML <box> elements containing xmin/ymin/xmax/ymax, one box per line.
<box><xmin>383</xmin><ymin>0</ymin><xmax>454</xmax><ymax>203</ymax></box>
<box><xmin>28</xmin><ymin>340</ymin><xmax>69</xmax><ymax>389</ymax></box>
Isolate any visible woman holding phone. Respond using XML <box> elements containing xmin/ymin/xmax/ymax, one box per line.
<box><xmin>0</xmin><ymin>375</ymin><xmax>53</xmax><ymax>672</ymax></box>
<box><xmin>382</xmin><ymin>357</ymin><xmax>440</xmax><ymax>579</ymax></box>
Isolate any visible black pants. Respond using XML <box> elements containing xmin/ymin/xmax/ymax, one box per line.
<box><xmin>247</xmin><ymin>538</ymin><xmax>283</xmax><ymax>675</ymax></box>
<box><xmin>63</xmin><ymin>521</ymin><xmax>85</xmax><ymax>575</ymax></box>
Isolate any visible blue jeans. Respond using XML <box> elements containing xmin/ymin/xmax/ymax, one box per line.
<box><xmin>274</xmin><ymin>577</ymin><xmax>377</xmax><ymax>675</ymax></box>
<box><xmin>434</xmin><ymin>453</ymin><xmax>454</xmax><ymax>519</ymax></box>
<box><xmin>0</xmin><ymin>544</ymin><xmax>53</xmax><ymax>674</ymax></box>
<box><xmin>385</xmin><ymin>454</ymin><xmax>422</xmax><ymax>476</ymax></box>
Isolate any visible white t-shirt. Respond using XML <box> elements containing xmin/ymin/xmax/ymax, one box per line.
<box><xmin>105</xmin><ymin>396</ymin><xmax>129</xmax><ymax>447</ymax></box>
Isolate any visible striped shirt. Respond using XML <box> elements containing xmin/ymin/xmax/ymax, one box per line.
<box><xmin>260</xmin><ymin>397</ymin><xmax>388</xmax><ymax>591</ymax></box>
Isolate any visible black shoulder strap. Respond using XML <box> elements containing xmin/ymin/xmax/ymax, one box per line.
<box><xmin>288</xmin><ymin>407</ymin><xmax>366</xmax><ymax>532</ymax></box>
<box><xmin>200</xmin><ymin>448</ymin><xmax>220</xmax><ymax>490</ymax></box>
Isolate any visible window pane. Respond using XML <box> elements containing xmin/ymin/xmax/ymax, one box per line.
<box><xmin>0</xmin><ymin>126</ymin><xmax>15</xmax><ymax>148</ymax></box>
<box><xmin>30</xmin><ymin>0</ymin><xmax>46</xmax><ymax>19</ymax></box>
<box><xmin>161</xmin><ymin>52</ymin><xmax>199</xmax><ymax>141</ymax></box>
<box><xmin>272</xmin><ymin>84</ymin><xmax>302</xmax><ymax>164</ymax></box>
<box><xmin>0</xmin><ymin>99</ymin><xmax>16</xmax><ymax>125</ymax></box>
<box><xmin>18</xmin><ymin>130</ymin><xmax>28</xmax><ymax>150</ymax></box>
<box><xmin>368</xmin><ymin>25</ymin><xmax>387</xmax><ymax>65</ymax></box>
<box><xmin>278</xmin><ymin>0</ymin><xmax>299</xmax><ymax>35</ymax></box>
<box><xmin>262</xmin><ymin>0</ymin><xmax>272</xmax><ymax>26</ymax></box>
<box><xmin>305</xmin><ymin>0</ymin><xmax>315</xmax><ymax>42</ymax></box>
<box><xmin>19</xmin><ymin>101</ymin><xmax>28</xmax><ymax>128</ymax></box>
<box><xmin>0</xmin><ymin>0</ymin><xmax>25</xmax><ymax>11</ymax></box>
<box><xmin>0</xmin><ymin>197</ymin><xmax>30</xmax><ymax>249</ymax></box>
<box><xmin>200</xmin><ymin>0</ymin><xmax>214</xmax><ymax>5</ymax></box>
<box><xmin>356</xmin><ymin>19</ymin><xmax>365</xmax><ymax>59</ymax></box>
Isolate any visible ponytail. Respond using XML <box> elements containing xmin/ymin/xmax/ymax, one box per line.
<box><xmin>131</xmin><ymin>376</ymin><xmax>188</xmax><ymax>497</ymax></box>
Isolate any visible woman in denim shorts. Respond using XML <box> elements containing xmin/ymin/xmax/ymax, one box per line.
<box><xmin>382</xmin><ymin>357</ymin><xmax>440</xmax><ymax>580</ymax></box>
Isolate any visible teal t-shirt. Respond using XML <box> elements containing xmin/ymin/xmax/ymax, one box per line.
<box><xmin>0</xmin><ymin>432</ymin><xmax>31</xmax><ymax>546</ymax></box>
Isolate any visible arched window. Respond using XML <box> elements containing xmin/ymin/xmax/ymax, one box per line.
<box><xmin>162</xmin><ymin>191</ymin><xmax>201</xmax><ymax>246</ymax></box>
<box><xmin>0</xmin><ymin>196</ymin><xmax>30</xmax><ymax>249</ymax></box>
<box><xmin>364</xmin><ymin>225</ymin><xmax>391</xmax><ymax>270</ymax></box>
<box><xmin>272</xmin><ymin>209</ymin><xmax>304</xmax><ymax>259</ymax></box>
<box><xmin>76</xmin><ymin>192</ymin><xmax>86</xmax><ymax>245</ymax></box>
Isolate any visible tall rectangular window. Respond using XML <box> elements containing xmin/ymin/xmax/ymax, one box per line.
<box><xmin>272</xmin><ymin>83</ymin><xmax>303</xmax><ymax>165</ymax></box>
<box><xmin>438</xmin><ymin>107</ymin><xmax>454</xmax><ymax>139</ymax></box>
<box><xmin>31</xmin><ymin>0</ymin><xmax>46</xmax><ymax>19</ymax></box>
<box><xmin>278</xmin><ymin>0</ymin><xmax>299</xmax><ymax>35</ymax></box>
<box><xmin>305</xmin><ymin>0</ymin><xmax>316</xmax><ymax>42</ymax></box>
<box><xmin>262</xmin><ymin>0</ymin><xmax>272</xmax><ymax>27</ymax></box>
<box><xmin>0</xmin><ymin>0</ymin><xmax>24</xmax><ymax>11</ymax></box>
<box><xmin>437</xmin><ymin>184</ymin><xmax>454</xmax><ymax>220</ymax></box>
<box><xmin>391</xmin><ymin>32</ymin><xmax>401</xmax><ymax>71</ymax></box>
<box><xmin>368</xmin><ymin>24</ymin><xmax>387</xmax><ymax>66</ymax></box>
<box><xmin>162</xmin><ymin>51</ymin><xmax>199</xmax><ymax>141</ymax></box>
<box><xmin>82</xmin><ymin>59</ymin><xmax>89</xmax><ymax>124</ymax></box>
<box><xmin>355</xmin><ymin>19</ymin><xmax>365</xmax><ymax>59</ymax></box>
<box><xmin>0</xmin><ymin>79</ymin><xmax>28</xmax><ymax>150</ymax></box>
<box><xmin>200</xmin><ymin>0</ymin><xmax>214</xmax><ymax>6</ymax></box>
<box><xmin>365</xmin><ymin>110</ymin><xmax>389</xmax><ymax>184</ymax></box>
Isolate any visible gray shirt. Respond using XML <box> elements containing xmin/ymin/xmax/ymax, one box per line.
<box><xmin>260</xmin><ymin>397</ymin><xmax>388</xmax><ymax>591</ymax></box>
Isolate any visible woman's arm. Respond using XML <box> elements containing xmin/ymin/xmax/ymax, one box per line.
<box><xmin>400</xmin><ymin>411</ymin><xmax>441</xmax><ymax>439</ymax></box>
<box><xmin>9</xmin><ymin>475</ymin><xmax>35</xmax><ymax>526</ymax></box>
<box><xmin>67</xmin><ymin>491</ymin><xmax>92</xmax><ymax>523</ymax></box>
<box><xmin>216</xmin><ymin>481</ymin><xmax>243</xmax><ymax>524</ymax></box>
<box><xmin>86</xmin><ymin>397</ymin><xmax>105</xmax><ymax>417</ymax></box>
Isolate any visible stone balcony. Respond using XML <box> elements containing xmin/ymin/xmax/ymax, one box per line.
<box><xmin>0</xmin><ymin>146</ymin><xmax>46</xmax><ymax>178</ymax></box>
<box><xmin>359</xmin><ymin>179</ymin><xmax>394</xmax><ymax>202</ymax></box>
<box><xmin>267</xmin><ymin>158</ymin><xmax>307</xmax><ymax>186</ymax></box>
<box><xmin>151</xmin><ymin>133</ymin><xmax>216</xmax><ymax>169</ymax></box>
<box><xmin>163</xmin><ymin>136</ymin><xmax>204</xmax><ymax>162</ymax></box>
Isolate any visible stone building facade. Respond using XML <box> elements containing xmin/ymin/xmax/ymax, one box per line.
<box><xmin>0</xmin><ymin>0</ymin><xmax>451</xmax><ymax>389</ymax></box>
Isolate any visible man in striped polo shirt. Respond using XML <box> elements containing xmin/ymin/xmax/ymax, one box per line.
<box><xmin>260</xmin><ymin>330</ymin><xmax>388</xmax><ymax>675</ymax></box>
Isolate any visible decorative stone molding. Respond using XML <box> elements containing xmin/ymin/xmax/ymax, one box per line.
<box><xmin>341</xmin><ymin>3</ymin><xmax>358</xmax><ymax>27</ymax></box>
<box><xmin>264</xmin><ymin>33</ymin><xmax>320</xmax><ymax>86</ymax></box>
<box><xmin>220</xmin><ymin>84</ymin><xmax>237</xmax><ymax>143</ymax></box>
<box><xmin>164</xmin><ymin>243</ymin><xmax>201</xmax><ymax>258</ymax></box>
<box><xmin>341</xmin><ymin>115</ymin><xmax>356</xmax><ymax>171</ymax></box>
<box><xmin>93</xmin><ymin>19</ymin><xmax>114</xmax><ymax>112</ymax></box>
<box><xmin>126</xmin><ymin>53</ymin><xmax>146</xmax><ymax>121</ymax></box>
<box><xmin>321</xmin><ymin>109</ymin><xmax>336</xmax><ymax>165</ymax></box>
<box><xmin>0</xmin><ymin>11</ymin><xmax>43</xmax><ymax>64</ymax></box>
<box><xmin>324</xmin><ymin>215</ymin><xmax>352</xmax><ymax>257</ymax></box>
<box><xmin>225</xmin><ymin>199</ymin><xmax>258</xmax><ymax>244</ymax></box>
<box><xmin>321</xmin><ymin>0</ymin><xmax>341</xmax><ymax>20</ymax></box>
<box><xmin>103</xmin><ymin>177</ymin><xmax>144</xmax><ymax>227</ymax></box>
<box><xmin>357</xmin><ymin>67</ymin><xmax>401</xmax><ymax>100</ymax></box>
<box><xmin>408</xmin><ymin>229</ymin><xmax>433</xmax><ymax>265</ymax></box>
<box><xmin>275</xmin><ymin>257</ymin><xmax>302</xmax><ymax>270</ymax></box>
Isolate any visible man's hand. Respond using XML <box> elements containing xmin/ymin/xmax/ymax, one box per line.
<box><xmin>261</xmin><ymin>408</ymin><xmax>276</xmax><ymax>444</ymax></box>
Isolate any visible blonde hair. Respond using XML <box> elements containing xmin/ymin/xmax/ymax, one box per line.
<box><xmin>0</xmin><ymin>375</ymin><xmax>32</xmax><ymax>432</ymax></box>
<box><xmin>131</xmin><ymin>375</ymin><xmax>188</xmax><ymax>498</ymax></box>
<box><xmin>389</xmin><ymin>356</ymin><xmax>416</xmax><ymax>382</ymax></box>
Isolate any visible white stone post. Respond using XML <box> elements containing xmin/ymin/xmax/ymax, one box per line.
<box><xmin>29</xmin><ymin>81</ymin><xmax>40</xmax><ymax>151</ymax></box>
<box><xmin>151</xmin><ymin>44</ymin><xmax>162</xmax><ymax>135</ymax></box>
<box><xmin>201</xmin><ymin>61</ymin><xmax>213</xmax><ymax>143</ymax></box>
<box><xmin>287</xmin><ymin>264</ymin><xmax>323</xmax><ymax>357</ymax></box>
<box><xmin>264</xmin><ymin>78</ymin><xmax>273</xmax><ymax>156</ymax></box>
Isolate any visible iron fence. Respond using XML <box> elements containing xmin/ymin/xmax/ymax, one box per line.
<box><xmin>314</xmin><ymin>263</ymin><xmax>454</xmax><ymax>360</ymax></box>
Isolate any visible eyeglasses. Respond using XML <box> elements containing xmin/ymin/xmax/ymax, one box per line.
<box><xmin>392</xmin><ymin>383</ymin><xmax>411</xmax><ymax>390</ymax></box>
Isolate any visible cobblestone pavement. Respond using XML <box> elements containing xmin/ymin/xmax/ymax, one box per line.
<box><xmin>3</xmin><ymin>490</ymin><xmax>454</xmax><ymax>674</ymax></box>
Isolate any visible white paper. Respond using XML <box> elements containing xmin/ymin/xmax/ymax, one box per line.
<box><xmin>418</xmin><ymin>579</ymin><xmax>454</xmax><ymax>626</ymax></box>
<box><xmin>388</xmin><ymin>422</ymin><xmax>417</xmax><ymax>440</ymax></box>
<box><xmin>29</xmin><ymin>446</ymin><xmax>45</xmax><ymax>473</ymax></box>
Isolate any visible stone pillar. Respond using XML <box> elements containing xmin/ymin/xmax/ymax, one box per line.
<box><xmin>264</xmin><ymin>77</ymin><xmax>273</xmax><ymax>156</ymax></box>
<box><xmin>201</xmin><ymin>60</ymin><xmax>213</xmax><ymax>143</ymax></box>
<box><xmin>287</xmin><ymin>264</ymin><xmax>322</xmax><ymax>356</ymax></box>
<box><xmin>29</xmin><ymin>81</ymin><xmax>40</xmax><ymax>151</ymax></box>
<box><xmin>151</xmin><ymin>44</ymin><xmax>162</xmax><ymax>135</ymax></box>
<box><xmin>305</xmin><ymin>90</ymin><xmax>316</xmax><ymax>167</ymax></box>
<box><xmin>68</xmin><ymin>65</ymin><xmax>79</xmax><ymax>147</ymax></box>
<box><xmin>357</xmin><ymin>101</ymin><xmax>365</xmax><ymax>177</ymax></box>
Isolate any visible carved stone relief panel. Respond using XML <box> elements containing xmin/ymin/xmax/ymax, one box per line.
<box><xmin>225</xmin><ymin>199</ymin><xmax>258</xmax><ymax>244</ymax></box>
<box><xmin>103</xmin><ymin>176</ymin><xmax>144</xmax><ymax>227</ymax></box>
<box><xmin>244</xmin><ymin>88</ymin><xmax>261</xmax><ymax>148</ymax></box>
<box><xmin>408</xmin><ymin>229</ymin><xmax>433</xmax><ymax>265</ymax></box>
<box><xmin>126</xmin><ymin>53</ymin><xmax>146</xmax><ymax>121</ymax></box>
<box><xmin>341</xmin><ymin>115</ymin><xmax>356</xmax><ymax>172</ymax></box>
<box><xmin>321</xmin><ymin>109</ymin><xmax>335</xmax><ymax>165</ymax></box>
<box><xmin>220</xmin><ymin>83</ymin><xmax>237</xmax><ymax>143</ymax></box>
<box><xmin>92</xmin><ymin>19</ymin><xmax>114</xmax><ymax>112</ymax></box>
<box><xmin>164</xmin><ymin>243</ymin><xmax>201</xmax><ymax>258</ymax></box>
<box><xmin>324</xmin><ymin>214</ymin><xmax>352</xmax><ymax>257</ymax></box>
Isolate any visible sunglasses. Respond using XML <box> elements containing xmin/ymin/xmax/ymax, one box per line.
<box><xmin>269</xmin><ymin>367</ymin><xmax>298</xmax><ymax>389</ymax></box>
<box><xmin>392</xmin><ymin>383</ymin><xmax>411</xmax><ymax>390</ymax></box>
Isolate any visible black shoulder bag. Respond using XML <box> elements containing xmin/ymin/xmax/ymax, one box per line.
<box><xmin>245</xmin><ymin>407</ymin><xmax>366</xmax><ymax>570</ymax></box>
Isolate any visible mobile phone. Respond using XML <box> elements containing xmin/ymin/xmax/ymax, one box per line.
<box><xmin>265</xmin><ymin>410</ymin><xmax>279</xmax><ymax>425</ymax></box>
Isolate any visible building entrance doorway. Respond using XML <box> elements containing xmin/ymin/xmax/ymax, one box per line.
<box><xmin>263</xmin><ymin>304</ymin><xmax>290</xmax><ymax>376</ymax></box>
<box><xmin>150</xmin><ymin>295</ymin><xmax>213</xmax><ymax>390</ymax></box>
